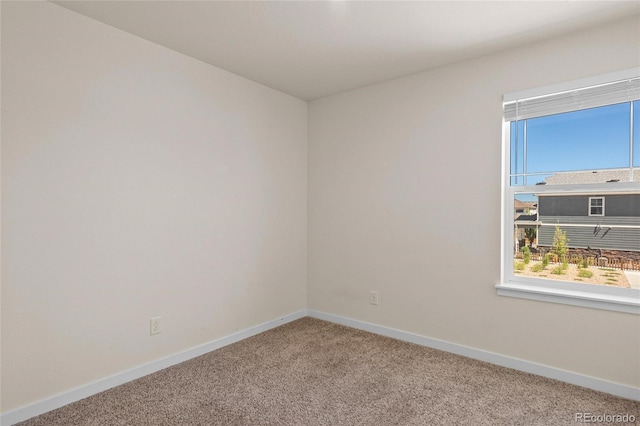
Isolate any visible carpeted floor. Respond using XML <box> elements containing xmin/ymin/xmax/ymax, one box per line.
<box><xmin>18</xmin><ymin>317</ymin><xmax>640</xmax><ymax>425</ymax></box>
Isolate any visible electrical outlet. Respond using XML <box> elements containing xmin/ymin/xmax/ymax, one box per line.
<box><xmin>370</xmin><ymin>291</ymin><xmax>379</xmax><ymax>305</ymax></box>
<box><xmin>150</xmin><ymin>316</ymin><xmax>161</xmax><ymax>335</ymax></box>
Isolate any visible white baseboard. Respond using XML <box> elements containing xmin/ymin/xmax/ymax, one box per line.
<box><xmin>307</xmin><ymin>309</ymin><xmax>640</xmax><ymax>402</ymax></box>
<box><xmin>1</xmin><ymin>310</ymin><xmax>307</xmax><ymax>426</ymax></box>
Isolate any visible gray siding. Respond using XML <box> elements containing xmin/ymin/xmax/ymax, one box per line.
<box><xmin>538</xmin><ymin>194</ymin><xmax>640</xmax><ymax>217</ymax></box>
<box><xmin>538</xmin><ymin>215</ymin><xmax>640</xmax><ymax>251</ymax></box>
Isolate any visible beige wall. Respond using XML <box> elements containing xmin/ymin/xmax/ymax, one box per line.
<box><xmin>1</xmin><ymin>2</ymin><xmax>307</xmax><ymax>411</ymax></box>
<box><xmin>308</xmin><ymin>16</ymin><xmax>640</xmax><ymax>388</ymax></box>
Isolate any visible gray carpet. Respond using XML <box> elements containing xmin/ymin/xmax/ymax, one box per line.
<box><xmin>18</xmin><ymin>317</ymin><xmax>640</xmax><ymax>425</ymax></box>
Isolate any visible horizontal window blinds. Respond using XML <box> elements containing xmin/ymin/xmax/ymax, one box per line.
<box><xmin>504</xmin><ymin>77</ymin><xmax>640</xmax><ymax>122</ymax></box>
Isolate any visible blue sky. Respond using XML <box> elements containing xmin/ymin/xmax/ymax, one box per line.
<box><xmin>510</xmin><ymin>100</ymin><xmax>639</xmax><ymax>186</ymax></box>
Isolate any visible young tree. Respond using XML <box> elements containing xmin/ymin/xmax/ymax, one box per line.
<box><xmin>552</xmin><ymin>225</ymin><xmax>569</xmax><ymax>269</ymax></box>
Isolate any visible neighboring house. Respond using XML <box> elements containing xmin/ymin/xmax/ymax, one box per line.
<box><xmin>536</xmin><ymin>168</ymin><xmax>640</xmax><ymax>252</ymax></box>
<box><xmin>513</xmin><ymin>200</ymin><xmax>539</xmax><ymax>249</ymax></box>
<box><xmin>514</xmin><ymin>213</ymin><xmax>540</xmax><ymax>253</ymax></box>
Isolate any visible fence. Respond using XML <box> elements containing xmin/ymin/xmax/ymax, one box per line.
<box><xmin>514</xmin><ymin>251</ymin><xmax>640</xmax><ymax>272</ymax></box>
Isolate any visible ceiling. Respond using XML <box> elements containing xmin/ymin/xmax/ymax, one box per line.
<box><xmin>52</xmin><ymin>1</ymin><xmax>640</xmax><ymax>101</ymax></box>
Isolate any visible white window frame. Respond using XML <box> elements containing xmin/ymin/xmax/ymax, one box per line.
<box><xmin>588</xmin><ymin>196</ymin><xmax>605</xmax><ymax>216</ymax></box>
<box><xmin>496</xmin><ymin>69</ymin><xmax>640</xmax><ymax>315</ymax></box>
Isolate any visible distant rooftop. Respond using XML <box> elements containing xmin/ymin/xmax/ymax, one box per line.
<box><xmin>544</xmin><ymin>168</ymin><xmax>640</xmax><ymax>185</ymax></box>
<box><xmin>514</xmin><ymin>200</ymin><xmax>537</xmax><ymax>209</ymax></box>
<box><xmin>514</xmin><ymin>213</ymin><xmax>538</xmax><ymax>223</ymax></box>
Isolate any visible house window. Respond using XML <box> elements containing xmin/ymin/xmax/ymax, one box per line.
<box><xmin>588</xmin><ymin>197</ymin><xmax>604</xmax><ymax>216</ymax></box>
<box><xmin>497</xmin><ymin>69</ymin><xmax>640</xmax><ymax>314</ymax></box>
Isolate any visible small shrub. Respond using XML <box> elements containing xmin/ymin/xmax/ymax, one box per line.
<box><xmin>521</xmin><ymin>246</ymin><xmax>531</xmax><ymax>264</ymax></box>
<box><xmin>551</xmin><ymin>265</ymin><xmax>565</xmax><ymax>275</ymax></box>
<box><xmin>514</xmin><ymin>261</ymin><xmax>525</xmax><ymax>271</ymax></box>
<box><xmin>580</xmin><ymin>258</ymin><xmax>589</xmax><ymax>269</ymax></box>
<box><xmin>578</xmin><ymin>269</ymin><xmax>593</xmax><ymax>278</ymax></box>
<box><xmin>541</xmin><ymin>254</ymin><xmax>550</xmax><ymax>268</ymax></box>
<box><xmin>531</xmin><ymin>263</ymin><xmax>544</xmax><ymax>273</ymax></box>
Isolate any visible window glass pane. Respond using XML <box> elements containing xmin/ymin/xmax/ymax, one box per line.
<box><xmin>512</xmin><ymin>192</ymin><xmax>639</xmax><ymax>288</ymax></box>
<box><xmin>525</xmin><ymin>103</ymin><xmax>630</xmax><ymax>174</ymax></box>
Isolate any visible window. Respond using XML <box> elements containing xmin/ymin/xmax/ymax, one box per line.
<box><xmin>588</xmin><ymin>197</ymin><xmax>604</xmax><ymax>216</ymax></box>
<box><xmin>497</xmin><ymin>69</ymin><xmax>640</xmax><ymax>314</ymax></box>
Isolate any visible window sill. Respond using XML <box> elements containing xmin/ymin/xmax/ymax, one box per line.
<box><xmin>496</xmin><ymin>281</ymin><xmax>640</xmax><ymax>314</ymax></box>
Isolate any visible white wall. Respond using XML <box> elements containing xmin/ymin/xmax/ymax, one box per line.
<box><xmin>1</xmin><ymin>1</ymin><xmax>307</xmax><ymax>412</ymax></box>
<box><xmin>308</xmin><ymin>16</ymin><xmax>640</xmax><ymax>389</ymax></box>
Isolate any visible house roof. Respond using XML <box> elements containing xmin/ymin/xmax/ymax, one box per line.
<box><xmin>514</xmin><ymin>200</ymin><xmax>537</xmax><ymax>210</ymax></box>
<box><xmin>514</xmin><ymin>214</ymin><xmax>540</xmax><ymax>227</ymax></box>
<box><xmin>515</xmin><ymin>214</ymin><xmax>538</xmax><ymax>222</ymax></box>
<box><xmin>543</xmin><ymin>168</ymin><xmax>640</xmax><ymax>185</ymax></box>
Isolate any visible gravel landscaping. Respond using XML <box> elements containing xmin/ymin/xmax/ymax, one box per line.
<box><xmin>513</xmin><ymin>260</ymin><xmax>631</xmax><ymax>288</ymax></box>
